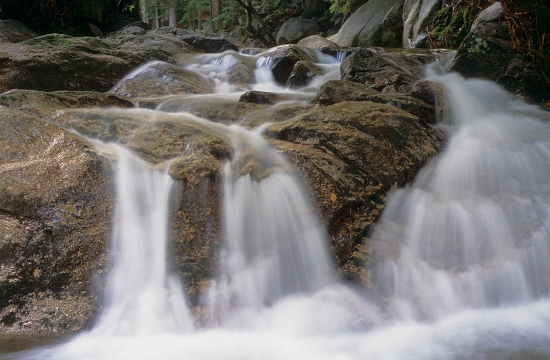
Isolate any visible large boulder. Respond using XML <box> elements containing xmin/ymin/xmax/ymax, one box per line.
<box><xmin>276</xmin><ymin>18</ymin><xmax>322</xmax><ymax>45</ymax></box>
<box><xmin>316</xmin><ymin>80</ymin><xmax>437</xmax><ymax>124</ymax></box>
<box><xmin>0</xmin><ymin>106</ymin><xmax>112</xmax><ymax>334</ymax></box>
<box><xmin>403</xmin><ymin>0</ymin><xmax>442</xmax><ymax>48</ymax></box>
<box><xmin>0</xmin><ymin>19</ymin><xmax>37</xmax><ymax>43</ymax></box>
<box><xmin>331</xmin><ymin>0</ymin><xmax>404</xmax><ymax>47</ymax></box>
<box><xmin>0</xmin><ymin>32</ymin><xmax>191</xmax><ymax>93</ymax></box>
<box><xmin>266</xmin><ymin>101</ymin><xmax>445</xmax><ymax>279</ymax></box>
<box><xmin>340</xmin><ymin>48</ymin><xmax>436</xmax><ymax>93</ymax></box>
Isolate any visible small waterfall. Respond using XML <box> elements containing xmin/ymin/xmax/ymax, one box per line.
<box><xmin>369</xmin><ymin>67</ymin><xmax>550</xmax><ymax>320</ymax></box>
<box><xmin>203</xmin><ymin>126</ymin><xmax>336</xmax><ymax>324</ymax></box>
<box><xmin>90</xmin><ymin>143</ymin><xmax>195</xmax><ymax>336</ymax></box>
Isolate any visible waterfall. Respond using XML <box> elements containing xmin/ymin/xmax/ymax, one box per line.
<box><xmin>7</xmin><ymin>47</ymin><xmax>550</xmax><ymax>360</ymax></box>
<box><xmin>90</xmin><ymin>143</ymin><xmax>195</xmax><ymax>336</ymax></box>
<box><xmin>369</xmin><ymin>67</ymin><xmax>550</xmax><ymax>320</ymax></box>
<box><xmin>202</xmin><ymin>126</ymin><xmax>336</xmax><ymax>324</ymax></box>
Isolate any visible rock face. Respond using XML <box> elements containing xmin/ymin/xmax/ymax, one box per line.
<box><xmin>276</xmin><ymin>18</ymin><xmax>322</xmax><ymax>45</ymax></box>
<box><xmin>266</xmin><ymin>101</ymin><xmax>444</xmax><ymax>277</ymax></box>
<box><xmin>0</xmin><ymin>31</ymin><xmax>192</xmax><ymax>93</ymax></box>
<box><xmin>331</xmin><ymin>0</ymin><xmax>404</xmax><ymax>47</ymax></box>
<box><xmin>340</xmin><ymin>47</ymin><xmax>435</xmax><ymax>93</ymax></box>
<box><xmin>0</xmin><ymin>20</ymin><xmax>37</xmax><ymax>43</ymax></box>
<box><xmin>448</xmin><ymin>2</ymin><xmax>550</xmax><ymax>107</ymax></box>
<box><xmin>0</xmin><ymin>106</ymin><xmax>112</xmax><ymax>333</ymax></box>
<box><xmin>403</xmin><ymin>0</ymin><xmax>442</xmax><ymax>48</ymax></box>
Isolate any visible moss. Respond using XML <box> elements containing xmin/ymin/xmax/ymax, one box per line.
<box><xmin>427</xmin><ymin>0</ymin><xmax>493</xmax><ymax>49</ymax></box>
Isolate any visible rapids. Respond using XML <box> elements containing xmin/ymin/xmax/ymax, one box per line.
<box><xmin>4</xmin><ymin>47</ymin><xmax>550</xmax><ymax>360</ymax></box>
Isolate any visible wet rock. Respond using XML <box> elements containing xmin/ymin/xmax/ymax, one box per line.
<box><xmin>341</xmin><ymin>48</ymin><xmax>434</xmax><ymax>92</ymax></box>
<box><xmin>276</xmin><ymin>18</ymin><xmax>322</xmax><ymax>45</ymax></box>
<box><xmin>0</xmin><ymin>106</ymin><xmax>112</xmax><ymax>334</ymax></box>
<box><xmin>0</xmin><ymin>19</ymin><xmax>38</xmax><ymax>43</ymax></box>
<box><xmin>266</xmin><ymin>45</ymin><xmax>312</xmax><ymax>85</ymax></box>
<box><xmin>315</xmin><ymin>80</ymin><xmax>380</xmax><ymax>105</ymax></box>
<box><xmin>316</xmin><ymin>80</ymin><xmax>436</xmax><ymax>124</ymax></box>
<box><xmin>266</xmin><ymin>101</ymin><xmax>445</xmax><ymax>277</ymax></box>
<box><xmin>287</xmin><ymin>60</ymin><xmax>324</xmax><ymax>88</ymax></box>
<box><xmin>331</xmin><ymin>0</ymin><xmax>404</xmax><ymax>47</ymax></box>
<box><xmin>403</xmin><ymin>0</ymin><xmax>442</xmax><ymax>48</ymax></box>
<box><xmin>110</xmin><ymin>61</ymin><xmax>213</xmax><ymax>98</ymax></box>
<box><xmin>239</xmin><ymin>91</ymin><xmax>296</xmax><ymax>104</ymax></box>
<box><xmin>0</xmin><ymin>33</ymin><xmax>192</xmax><ymax>93</ymax></box>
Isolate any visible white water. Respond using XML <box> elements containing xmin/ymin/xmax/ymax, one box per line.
<box><xmin>7</xmin><ymin>49</ymin><xmax>550</xmax><ymax>360</ymax></box>
<box><xmin>203</xmin><ymin>126</ymin><xmax>337</xmax><ymax>325</ymax></box>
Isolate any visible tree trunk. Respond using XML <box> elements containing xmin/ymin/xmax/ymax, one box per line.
<box><xmin>140</xmin><ymin>0</ymin><xmax>149</xmax><ymax>24</ymax></box>
<box><xmin>155</xmin><ymin>2</ymin><xmax>160</xmax><ymax>28</ymax></box>
<box><xmin>211</xmin><ymin>0</ymin><xmax>222</xmax><ymax>32</ymax></box>
<box><xmin>198</xmin><ymin>0</ymin><xmax>203</xmax><ymax>30</ymax></box>
<box><xmin>169</xmin><ymin>0</ymin><xmax>177</xmax><ymax>27</ymax></box>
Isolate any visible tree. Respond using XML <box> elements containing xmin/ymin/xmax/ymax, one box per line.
<box><xmin>233</xmin><ymin>0</ymin><xmax>276</xmax><ymax>46</ymax></box>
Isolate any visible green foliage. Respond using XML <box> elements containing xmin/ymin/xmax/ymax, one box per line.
<box><xmin>328</xmin><ymin>0</ymin><xmax>365</xmax><ymax>17</ymax></box>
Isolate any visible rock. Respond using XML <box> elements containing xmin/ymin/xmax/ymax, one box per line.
<box><xmin>276</xmin><ymin>18</ymin><xmax>322</xmax><ymax>45</ymax></box>
<box><xmin>340</xmin><ymin>48</ymin><xmax>435</xmax><ymax>93</ymax></box>
<box><xmin>0</xmin><ymin>33</ymin><xmax>192</xmax><ymax>93</ymax></box>
<box><xmin>470</xmin><ymin>2</ymin><xmax>504</xmax><ymax>32</ymax></box>
<box><xmin>297</xmin><ymin>35</ymin><xmax>340</xmax><ymax>50</ymax></box>
<box><xmin>49</xmin><ymin>107</ymin><xmax>233</xmax><ymax>302</ymax></box>
<box><xmin>449</xmin><ymin>22</ymin><xmax>516</xmax><ymax>82</ymax></box>
<box><xmin>403</xmin><ymin>0</ymin><xmax>442</xmax><ymax>48</ymax></box>
<box><xmin>316</xmin><ymin>80</ymin><xmax>437</xmax><ymax>124</ymax></box>
<box><xmin>0</xmin><ymin>106</ymin><xmax>112</xmax><ymax>334</ymax></box>
<box><xmin>384</xmin><ymin>3</ymin><xmax>405</xmax><ymax>45</ymax></box>
<box><xmin>157</xmin><ymin>95</ymin><xmax>313</xmax><ymax>127</ymax></box>
<box><xmin>110</xmin><ymin>61</ymin><xmax>213</xmax><ymax>98</ymax></box>
<box><xmin>180</xmin><ymin>35</ymin><xmax>240</xmax><ymax>53</ymax></box>
<box><xmin>287</xmin><ymin>60</ymin><xmax>324</xmax><ymax>88</ymax></box>
<box><xmin>266</xmin><ymin>45</ymin><xmax>312</xmax><ymax>85</ymax></box>
<box><xmin>0</xmin><ymin>19</ymin><xmax>38</xmax><ymax>43</ymax></box>
<box><xmin>239</xmin><ymin>91</ymin><xmax>297</xmax><ymax>105</ymax></box>
<box><xmin>331</xmin><ymin>0</ymin><xmax>404</xmax><ymax>47</ymax></box>
<box><xmin>266</xmin><ymin>101</ymin><xmax>445</xmax><ymax>275</ymax></box>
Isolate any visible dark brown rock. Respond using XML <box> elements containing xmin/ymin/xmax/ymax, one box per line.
<box><xmin>0</xmin><ymin>33</ymin><xmax>191</xmax><ymax>93</ymax></box>
<box><xmin>341</xmin><ymin>48</ymin><xmax>434</xmax><ymax>93</ymax></box>
<box><xmin>0</xmin><ymin>106</ymin><xmax>112</xmax><ymax>334</ymax></box>
<box><xmin>266</xmin><ymin>101</ymin><xmax>445</xmax><ymax>279</ymax></box>
<box><xmin>0</xmin><ymin>20</ymin><xmax>38</xmax><ymax>43</ymax></box>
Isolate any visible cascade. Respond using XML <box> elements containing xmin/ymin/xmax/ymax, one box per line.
<box><xmin>6</xmin><ymin>48</ymin><xmax>550</xmax><ymax>360</ymax></box>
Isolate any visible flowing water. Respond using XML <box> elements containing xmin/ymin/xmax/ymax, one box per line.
<box><xmin>4</xmin><ymin>47</ymin><xmax>550</xmax><ymax>360</ymax></box>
